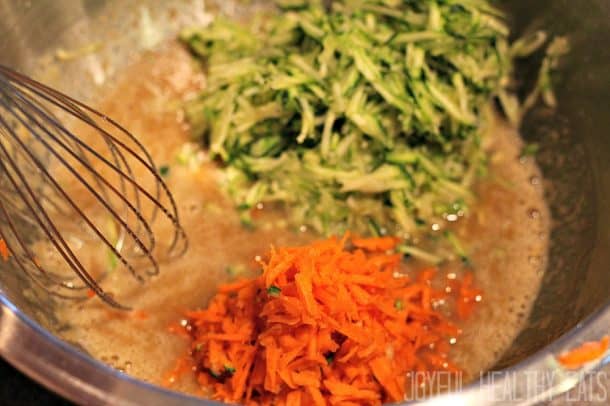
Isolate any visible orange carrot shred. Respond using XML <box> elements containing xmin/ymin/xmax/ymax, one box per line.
<box><xmin>351</xmin><ymin>236</ymin><xmax>399</xmax><ymax>252</ymax></box>
<box><xmin>170</xmin><ymin>235</ymin><xmax>481</xmax><ymax>405</ymax></box>
<box><xmin>0</xmin><ymin>239</ymin><xmax>10</xmax><ymax>262</ymax></box>
<box><xmin>131</xmin><ymin>310</ymin><xmax>149</xmax><ymax>320</ymax></box>
<box><xmin>455</xmin><ymin>272</ymin><xmax>483</xmax><ymax>320</ymax></box>
<box><xmin>557</xmin><ymin>336</ymin><xmax>609</xmax><ymax>370</ymax></box>
<box><xmin>162</xmin><ymin>353</ymin><xmax>194</xmax><ymax>387</ymax></box>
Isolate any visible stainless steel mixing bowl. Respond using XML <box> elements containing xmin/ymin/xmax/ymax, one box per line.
<box><xmin>0</xmin><ymin>1</ymin><xmax>609</xmax><ymax>405</ymax></box>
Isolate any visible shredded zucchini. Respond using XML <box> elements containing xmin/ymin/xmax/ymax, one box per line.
<box><xmin>181</xmin><ymin>0</ymin><xmax>564</xmax><ymax>252</ymax></box>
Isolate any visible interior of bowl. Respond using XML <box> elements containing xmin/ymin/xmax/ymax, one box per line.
<box><xmin>0</xmin><ymin>0</ymin><xmax>608</xmax><ymax>401</ymax></box>
<box><xmin>494</xmin><ymin>0</ymin><xmax>610</xmax><ymax>367</ymax></box>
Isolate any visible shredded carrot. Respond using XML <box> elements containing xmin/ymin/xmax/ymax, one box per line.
<box><xmin>102</xmin><ymin>309</ymin><xmax>150</xmax><ymax>322</ymax></box>
<box><xmin>172</xmin><ymin>235</ymin><xmax>480</xmax><ymax>405</ymax></box>
<box><xmin>557</xmin><ymin>336</ymin><xmax>609</xmax><ymax>370</ymax></box>
<box><xmin>351</xmin><ymin>236</ymin><xmax>400</xmax><ymax>252</ymax></box>
<box><xmin>163</xmin><ymin>353</ymin><xmax>195</xmax><ymax>387</ymax></box>
<box><xmin>0</xmin><ymin>239</ymin><xmax>10</xmax><ymax>262</ymax></box>
<box><xmin>454</xmin><ymin>272</ymin><xmax>483</xmax><ymax>320</ymax></box>
<box><xmin>131</xmin><ymin>310</ymin><xmax>149</xmax><ymax>320</ymax></box>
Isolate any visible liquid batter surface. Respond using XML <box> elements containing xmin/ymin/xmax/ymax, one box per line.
<box><xmin>55</xmin><ymin>43</ymin><xmax>550</xmax><ymax>396</ymax></box>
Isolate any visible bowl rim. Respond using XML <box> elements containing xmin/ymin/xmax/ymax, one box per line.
<box><xmin>0</xmin><ymin>292</ymin><xmax>608</xmax><ymax>405</ymax></box>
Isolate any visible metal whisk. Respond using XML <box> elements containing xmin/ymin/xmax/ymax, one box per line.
<box><xmin>0</xmin><ymin>65</ymin><xmax>188</xmax><ymax>309</ymax></box>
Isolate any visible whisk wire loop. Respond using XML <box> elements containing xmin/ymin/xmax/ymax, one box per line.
<box><xmin>0</xmin><ymin>65</ymin><xmax>188</xmax><ymax>309</ymax></box>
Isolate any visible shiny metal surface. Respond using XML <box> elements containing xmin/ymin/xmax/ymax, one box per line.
<box><xmin>0</xmin><ymin>65</ymin><xmax>187</xmax><ymax>309</ymax></box>
<box><xmin>0</xmin><ymin>0</ymin><xmax>608</xmax><ymax>405</ymax></box>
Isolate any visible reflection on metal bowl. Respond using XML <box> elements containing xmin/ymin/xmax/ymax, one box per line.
<box><xmin>0</xmin><ymin>0</ymin><xmax>608</xmax><ymax>404</ymax></box>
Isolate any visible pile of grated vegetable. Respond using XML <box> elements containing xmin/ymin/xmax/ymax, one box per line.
<box><xmin>182</xmin><ymin>0</ymin><xmax>567</xmax><ymax>260</ymax></box>
<box><xmin>167</xmin><ymin>235</ymin><xmax>481</xmax><ymax>405</ymax></box>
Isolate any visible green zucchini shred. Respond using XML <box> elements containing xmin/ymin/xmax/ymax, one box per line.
<box><xmin>181</xmin><ymin>0</ymin><xmax>565</xmax><ymax>260</ymax></box>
